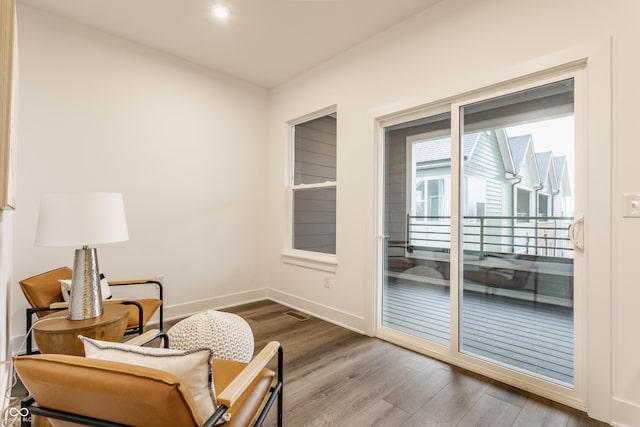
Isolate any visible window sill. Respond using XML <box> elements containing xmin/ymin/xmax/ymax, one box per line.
<box><xmin>282</xmin><ymin>251</ymin><xmax>338</xmax><ymax>273</ymax></box>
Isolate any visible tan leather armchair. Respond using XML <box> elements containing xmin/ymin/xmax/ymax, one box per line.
<box><xmin>19</xmin><ymin>267</ymin><xmax>163</xmax><ymax>354</ymax></box>
<box><xmin>13</xmin><ymin>332</ymin><xmax>284</xmax><ymax>427</ymax></box>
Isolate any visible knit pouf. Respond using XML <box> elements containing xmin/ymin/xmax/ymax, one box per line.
<box><xmin>167</xmin><ymin>311</ymin><xmax>254</xmax><ymax>362</ymax></box>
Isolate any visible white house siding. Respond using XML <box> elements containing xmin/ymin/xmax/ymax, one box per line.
<box><xmin>463</xmin><ymin>132</ymin><xmax>513</xmax><ymax>253</ymax></box>
<box><xmin>463</xmin><ymin>132</ymin><xmax>512</xmax><ymax>213</ymax></box>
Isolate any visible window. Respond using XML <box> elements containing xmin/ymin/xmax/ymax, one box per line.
<box><xmin>427</xmin><ymin>179</ymin><xmax>445</xmax><ymax>217</ymax></box>
<box><xmin>538</xmin><ymin>194</ymin><xmax>549</xmax><ymax>216</ymax></box>
<box><xmin>516</xmin><ymin>188</ymin><xmax>531</xmax><ymax>221</ymax></box>
<box><xmin>466</xmin><ymin>177</ymin><xmax>486</xmax><ymax>218</ymax></box>
<box><xmin>415</xmin><ymin>180</ymin><xmax>425</xmax><ymax>216</ymax></box>
<box><xmin>290</xmin><ymin>110</ymin><xmax>337</xmax><ymax>255</ymax></box>
<box><xmin>416</xmin><ymin>177</ymin><xmax>445</xmax><ymax>218</ymax></box>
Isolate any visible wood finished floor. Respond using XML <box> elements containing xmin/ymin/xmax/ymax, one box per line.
<box><xmin>210</xmin><ymin>300</ymin><xmax>608</xmax><ymax>427</ymax></box>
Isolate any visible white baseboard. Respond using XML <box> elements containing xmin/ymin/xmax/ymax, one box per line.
<box><xmin>611</xmin><ymin>397</ymin><xmax>640</xmax><ymax>427</ymax></box>
<box><xmin>266</xmin><ymin>288</ymin><xmax>367</xmax><ymax>335</ymax></box>
<box><xmin>159</xmin><ymin>288</ymin><xmax>269</xmax><ymax>325</ymax></box>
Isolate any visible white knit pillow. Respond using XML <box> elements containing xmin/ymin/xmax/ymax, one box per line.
<box><xmin>79</xmin><ymin>336</ymin><xmax>228</xmax><ymax>424</ymax></box>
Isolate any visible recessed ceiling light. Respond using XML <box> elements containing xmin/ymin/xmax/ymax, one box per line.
<box><xmin>212</xmin><ymin>4</ymin><xmax>230</xmax><ymax>20</ymax></box>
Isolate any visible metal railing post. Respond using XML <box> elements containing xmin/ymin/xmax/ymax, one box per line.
<box><xmin>479</xmin><ymin>217</ymin><xmax>485</xmax><ymax>259</ymax></box>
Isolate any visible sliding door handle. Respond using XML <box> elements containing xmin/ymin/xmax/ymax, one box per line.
<box><xmin>568</xmin><ymin>215</ymin><xmax>584</xmax><ymax>251</ymax></box>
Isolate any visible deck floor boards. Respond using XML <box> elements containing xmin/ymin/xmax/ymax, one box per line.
<box><xmin>383</xmin><ymin>280</ymin><xmax>574</xmax><ymax>385</ymax></box>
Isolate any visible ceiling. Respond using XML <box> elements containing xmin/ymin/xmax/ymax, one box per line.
<box><xmin>17</xmin><ymin>0</ymin><xmax>441</xmax><ymax>88</ymax></box>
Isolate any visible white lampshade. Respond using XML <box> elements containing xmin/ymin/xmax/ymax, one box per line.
<box><xmin>35</xmin><ymin>192</ymin><xmax>129</xmax><ymax>247</ymax></box>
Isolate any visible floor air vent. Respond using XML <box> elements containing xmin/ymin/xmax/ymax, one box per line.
<box><xmin>284</xmin><ymin>311</ymin><xmax>311</xmax><ymax>321</ymax></box>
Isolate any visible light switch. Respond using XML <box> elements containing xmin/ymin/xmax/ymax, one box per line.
<box><xmin>623</xmin><ymin>194</ymin><xmax>640</xmax><ymax>217</ymax></box>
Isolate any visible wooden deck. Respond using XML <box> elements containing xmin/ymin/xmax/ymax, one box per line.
<box><xmin>383</xmin><ymin>280</ymin><xmax>574</xmax><ymax>386</ymax></box>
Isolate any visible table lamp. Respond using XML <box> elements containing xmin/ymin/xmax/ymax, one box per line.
<box><xmin>35</xmin><ymin>192</ymin><xmax>129</xmax><ymax>320</ymax></box>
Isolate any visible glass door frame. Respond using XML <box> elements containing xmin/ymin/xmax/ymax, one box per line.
<box><xmin>375</xmin><ymin>66</ymin><xmax>589</xmax><ymax>410</ymax></box>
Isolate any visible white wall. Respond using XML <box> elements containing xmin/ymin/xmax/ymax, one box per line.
<box><xmin>266</xmin><ymin>0</ymin><xmax>638</xmax><ymax>425</ymax></box>
<box><xmin>10</xmin><ymin>5</ymin><xmax>269</xmax><ymax>341</ymax></box>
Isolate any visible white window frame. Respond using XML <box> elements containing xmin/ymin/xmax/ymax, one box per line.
<box><xmin>282</xmin><ymin>105</ymin><xmax>338</xmax><ymax>272</ymax></box>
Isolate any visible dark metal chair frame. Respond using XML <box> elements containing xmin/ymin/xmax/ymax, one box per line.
<box><xmin>24</xmin><ymin>279</ymin><xmax>163</xmax><ymax>355</ymax></box>
<box><xmin>19</xmin><ymin>343</ymin><xmax>283</xmax><ymax>427</ymax></box>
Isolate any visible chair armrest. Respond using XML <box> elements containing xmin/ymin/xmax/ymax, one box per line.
<box><xmin>52</xmin><ymin>298</ymin><xmax>133</xmax><ymax>309</ymax></box>
<box><xmin>108</xmin><ymin>279</ymin><xmax>159</xmax><ymax>286</ymax></box>
<box><xmin>102</xmin><ymin>298</ymin><xmax>129</xmax><ymax>304</ymax></box>
<box><xmin>108</xmin><ymin>280</ymin><xmax>163</xmax><ymax>300</ymax></box>
<box><xmin>123</xmin><ymin>329</ymin><xmax>169</xmax><ymax>348</ymax></box>
<box><xmin>124</xmin><ymin>329</ymin><xmax>159</xmax><ymax>346</ymax></box>
<box><xmin>49</xmin><ymin>302</ymin><xmax>69</xmax><ymax>310</ymax></box>
<box><xmin>108</xmin><ymin>280</ymin><xmax>163</xmax><ymax>310</ymax></box>
<box><xmin>216</xmin><ymin>341</ymin><xmax>281</xmax><ymax>408</ymax></box>
<box><xmin>108</xmin><ymin>280</ymin><xmax>163</xmax><ymax>298</ymax></box>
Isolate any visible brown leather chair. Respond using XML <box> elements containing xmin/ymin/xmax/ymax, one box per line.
<box><xmin>19</xmin><ymin>267</ymin><xmax>163</xmax><ymax>354</ymax></box>
<box><xmin>14</xmin><ymin>336</ymin><xmax>283</xmax><ymax>427</ymax></box>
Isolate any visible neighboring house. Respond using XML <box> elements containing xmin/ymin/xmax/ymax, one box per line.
<box><xmin>412</xmin><ymin>130</ymin><xmax>514</xmax><ymax>220</ymax></box>
<box><xmin>552</xmin><ymin>155</ymin><xmax>571</xmax><ymax>217</ymax></box>
<box><xmin>405</xmin><ymin>128</ymin><xmax>572</xmax><ymax>256</ymax></box>
<box><xmin>509</xmin><ymin>134</ymin><xmax>538</xmax><ymax>221</ymax></box>
<box><xmin>535</xmin><ymin>151</ymin><xmax>557</xmax><ymax>216</ymax></box>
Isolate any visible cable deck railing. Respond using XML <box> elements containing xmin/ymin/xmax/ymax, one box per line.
<box><xmin>406</xmin><ymin>215</ymin><xmax>575</xmax><ymax>259</ymax></box>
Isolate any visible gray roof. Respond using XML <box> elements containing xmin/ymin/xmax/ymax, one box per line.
<box><xmin>553</xmin><ymin>155</ymin><xmax>571</xmax><ymax>196</ymax></box>
<box><xmin>553</xmin><ymin>156</ymin><xmax>566</xmax><ymax>179</ymax></box>
<box><xmin>507</xmin><ymin>135</ymin><xmax>532</xmax><ymax>175</ymax></box>
<box><xmin>414</xmin><ymin>133</ymin><xmax>480</xmax><ymax>164</ymax></box>
<box><xmin>414</xmin><ymin>131</ymin><xmax>570</xmax><ymax>197</ymax></box>
<box><xmin>535</xmin><ymin>151</ymin><xmax>553</xmax><ymax>184</ymax></box>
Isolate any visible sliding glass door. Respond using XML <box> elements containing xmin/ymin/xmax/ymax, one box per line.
<box><xmin>459</xmin><ymin>79</ymin><xmax>575</xmax><ymax>386</ymax></box>
<box><xmin>382</xmin><ymin>112</ymin><xmax>452</xmax><ymax>346</ymax></box>
<box><xmin>380</xmin><ymin>74</ymin><xmax>581</xmax><ymax>393</ymax></box>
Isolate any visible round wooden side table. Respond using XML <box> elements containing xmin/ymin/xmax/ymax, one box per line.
<box><xmin>33</xmin><ymin>303</ymin><xmax>129</xmax><ymax>356</ymax></box>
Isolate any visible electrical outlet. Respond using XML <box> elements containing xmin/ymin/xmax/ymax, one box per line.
<box><xmin>623</xmin><ymin>194</ymin><xmax>640</xmax><ymax>217</ymax></box>
<box><xmin>324</xmin><ymin>275</ymin><xmax>331</xmax><ymax>288</ymax></box>
<box><xmin>153</xmin><ymin>274</ymin><xmax>165</xmax><ymax>284</ymax></box>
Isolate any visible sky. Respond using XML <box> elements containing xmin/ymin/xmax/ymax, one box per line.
<box><xmin>506</xmin><ymin>115</ymin><xmax>574</xmax><ymax>158</ymax></box>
